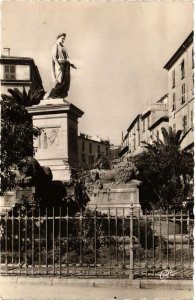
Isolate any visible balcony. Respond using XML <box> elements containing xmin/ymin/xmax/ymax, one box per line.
<box><xmin>142</xmin><ymin>103</ymin><xmax>167</xmax><ymax>117</ymax></box>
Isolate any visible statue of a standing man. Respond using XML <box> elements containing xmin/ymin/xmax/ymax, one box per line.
<box><xmin>48</xmin><ymin>33</ymin><xmax>76</xmax><ymax>99</ymax></box>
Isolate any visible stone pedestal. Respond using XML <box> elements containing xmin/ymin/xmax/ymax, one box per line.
<box><xmin>0</xmin><ymin>191</ymin><xmax>16</xmax><ymax>214</ymax></box>
<box><xmin>87</xmin><ymin>182</ymin><xmax>142</xmax><ymax>216</ymax></box>
<box><xmin>27</xmin><ymin>99</ymin><xmax>84</xmax><ymax>181</ymax></box>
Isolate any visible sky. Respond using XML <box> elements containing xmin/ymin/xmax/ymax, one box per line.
<box><xmin>1</xmin><ymin>1</ymin><xmax>193</xmax><ymax>145</ymax></box>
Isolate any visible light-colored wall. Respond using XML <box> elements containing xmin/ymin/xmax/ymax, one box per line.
<box><xmin>168</xmin><ymin>43</ymin><xmax>194</xmax><ymax>149</ymax></box>
<box><xmin>0</xmin><ymin>64</ymin><xmax>30</xmax><ymax>80</ymax></box>
<box><xmin>1</xmin><ymin>84</ymin><xmax>31</xmax><ymax>95</ymax></box>
<box><xmin>78</xmin><ymin>136</ymin><xmax>110</xmax><ymax>168</ymax></box>
<box><xmin>122</xmin><ymin>100</ymin><xmax>168</xmax><ymax>158</ymax></box>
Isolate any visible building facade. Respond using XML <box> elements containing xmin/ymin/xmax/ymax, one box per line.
<box><xmin>78</xmin><ymin>133</ymin><xmax>110</xmax><ymax>168</ymax></box>
<box><xmin>0</xmin><ymin>48</ymin><xmax>43</xmax><ymax>94</ymax></box>
<box><xmin>121</xmin><ymin>32</ymin><xmax>194</xmax><ymax>159</ymax></box>
<box><xmin>164</xmin><ymin>31</ymin><xmax>194</xmax><ymax>150</ymax></box>
<box><xmin>121</xmin><ymin>94</ymin><xmax>168</xmax><ymax>158</ymax></box>
<box><xmin>141</xmin><ymin>94</ymin><xmax>169</xmax><ymax>144</ymax></box>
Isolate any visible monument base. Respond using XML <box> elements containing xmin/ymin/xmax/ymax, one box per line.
<box><xmin>27</xmin><ymin>98</ymin><xmax>84</xmax><ymax>182</ymax></box>
<box><xmin>87</xmin><ymin>182</ymin><xmax>142</xmax><ymax>216</ymax></box>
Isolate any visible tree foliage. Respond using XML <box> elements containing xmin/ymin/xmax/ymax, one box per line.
<box><xmin>1</xmin><ymin>94</ymin><xmax>42</xmax><ymax>193</ymax></box>
<box><xmin>135</xmin><ymin>127</ymin><xmax>194</xmax><ymax>212</ymax></box>
<box><xmin>7</xmin><ymin>86</ymin><xmax>45</xmax><ymax>107</ymax></box>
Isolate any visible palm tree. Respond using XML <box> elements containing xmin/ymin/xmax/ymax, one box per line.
<box><xmin>142</xmin><ymin>126</ymin><xmax>192</xmax><ymax>151</ymax></box>
<box><xmin>7</xmin><ymin>85</ymin><xmax>45</xmax><ymax>107</ymax></box>
<box><xmin>160</xmin><ymin>126</ymin><xmax>192</xmax><ymax>148</ymax></box>
<box><xmin>136</xmin><ymin>126</ymin><xmax>193</xmax><ymax>211</ymax></box>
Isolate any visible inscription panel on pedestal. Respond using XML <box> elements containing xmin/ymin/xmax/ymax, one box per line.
<box><xmin>35</xmin><ymin>127</ymin><xmax>61</xmax><ymax>150</ymax></box>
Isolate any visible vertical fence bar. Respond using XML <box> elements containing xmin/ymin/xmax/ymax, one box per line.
<box><xmin>66</xmin><ymin>207</ymin><xmax>69</xmax><ymax>275</ymax></box>
<box><xmin>159</xmin><ymin>209</ymin><xmax>162</xmax><ymax>270</ymax></box>
<box><xmin>79</xmin><ymin>209</ymin><xmax>83</xmax><ymax>266</ymax></box>
<box><xmin>180</xmin><ymin>210</ymin><xmax>184</xmax><ymax>278</ymax></box>
<box><xmin>152</xmin><ymin>209</ymin><xmax>155</xmax><ymax>277</ymax></box>
<box><xmin>122</xmin><ymin>208</ymin><xmax>125</xmax><ymax>269</ymax></box>
<box><xmin>53</xmin><ymin>207</ymin><xmax>55</xmax><ymax>275</ymax></box>
<box><xmin>173</xmin><ymin>210</ymin><xmax>176</xmax><ymax>268</ymax></box>
<box><xmin>115</xmin><ymin>208</ymin><xmax>118</xmax><ymax>265</ymax></box>
<box><xmin>108</xmin><ymin>208</ymin><xmax>111</xmax><ymax>276</ymax></box>
<box><xmin>11</xmin><ymin>208</ymin><xmax>14</xmax><ymax>265</ymax></box>
<box><xmin>19</xmin><ymin>208</ymin><xmax>21</xmax><ymax>275</ymax></box>
<box><xmin>166</xmin><ymin>210</ymin><xmax>169</xmax><ymax>270</ymax></box>
<box><xmin>25</xmin><ymin>208</ymin><xmax>28</xmax><ymax>275</ymax></box>
<box><xmin>145</xmin><ymin>210</ymin><xmax>148</xmax><ymax>277</ymax></box>
<box><xmin>39</xmin><ymin>208</ymin><xmax>41</xmax><ymax>273</ymax></box>
<box><xmin>5</xmin><ymin>210</ymin><xmax>8</xmax><ymax>274</ymax></box>
<box><xmin>129</xmin><ymin>203</ymin><xmax>134</xmax><ymax>280</ymax></box>
<box><xmin>94</xmin><ymin>207</ymin><xmax>97</xmax><ymax>276</ymax></box>
<box><xmin>59</xmin><ymin>207</ymin><xmax>61</xmax><ymax>276</ymax></box>
<box><xmin>32</xmin><ymin>208</ymin><xmax>34</xmax><ymax>275</ymax></box>
<box><xmin>187</xmin><ymin>210</ymin><xmax>191</xmax><ymax>267</ymax></box>
<box><xmin>45</xmin><ymin>208</ymin><xmax>48</xmax><ymax>275</ymax></box>
<box><xmin>138</xmin><ymin>207</ymin><xmax>141</xmax><ymax>277</ymax></box>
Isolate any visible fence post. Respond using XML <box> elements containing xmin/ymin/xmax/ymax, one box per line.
<box><xmin>129</xmin><ymin>202</ymin><xmax>134</xmax><ymax>280</ymax></box>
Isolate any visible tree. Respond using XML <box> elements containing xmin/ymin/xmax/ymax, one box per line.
<box><xmin>135</xmin><ymin>127</ymin><xmax>194</xmax><ymax>212</ymax></box>
<box><xmin>7</xmin><ymin>86</ymin><xmax>45</xmax><ymax>107</ymax></box>
<box><xmin>1</xmin><ymin>94</ymin><xmax>42</xmax><ymax>193</ymax></box>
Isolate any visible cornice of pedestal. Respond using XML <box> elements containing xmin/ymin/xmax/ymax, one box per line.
<box><xmin>27</xmin><ymin>98</ymin><xmax>84</xmax><ymax>118</ymax></box>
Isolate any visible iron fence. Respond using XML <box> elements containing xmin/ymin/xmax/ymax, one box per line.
<box><xmin>0</xmin><ymin>205</ymin><xmax>193</xmax><ymax>279</ymax></box>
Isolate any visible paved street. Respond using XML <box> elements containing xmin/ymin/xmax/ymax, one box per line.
<box><xmin>0</xmin><ymin>278</ymin><xmax>193</xmax><ymax>300</ymax></box>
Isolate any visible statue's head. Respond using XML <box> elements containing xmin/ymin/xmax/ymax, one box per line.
<box><xmin>57</xmin><ymin>33</ymin><xmax>66</xmax><ymax>44</ymax></box>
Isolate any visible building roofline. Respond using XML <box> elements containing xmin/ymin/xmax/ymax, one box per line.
<box><xmin>0</xmin><ymin>55</ymin><xmax>44</xmax><ymax>89</ymax></box>
<box><xmin>0</xmin><ymin>56</ymin><xmax>35</xmax><ymax>62</ymax></box>
<box><xmin>78</xmin><ymin>135</ymin><xmax>109</xmax><ymax>145</ymax></box>
<box><xmin>164</xmin><ymin>31</ymin><xmax>194</xmax><ymax>70</ymax></box>
<box><xmin>127</xmin><ymin>114</ymin><xmax>141</xmax><ymax>132</ymax></box>
<box><xmin>156</xmin><ymin>93</ymin><xmax>168</xmax><ymax>103</ymax></box>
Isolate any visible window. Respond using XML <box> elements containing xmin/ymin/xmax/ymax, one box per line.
<box><xmin>143</xmin><ymin>119</ymin><xmax>145</xmax><ymax>132</ymax></box>
<box><xmin>156</xmin><ymin>130</ymin><xmax>159</xmax><ymax>140</ymax></box>
<box><xmin>82</xmin><ymin>153</ymin><xmax>86</xmax><ymax>163</ymax></box>
<box><xmin>4</xmin><ymin>65</ymin><xmax>16</xmax><ymax>80</ymax></box>
<box><xmin>181</xmin><ymin>83</ymin><xmax>185</xmax><ymax>104</ymax></box>
<box><xmin>82</xmin><ymin>141</ymin><xmax>85</xmax><ymax>152</ymax></box>
<box><xmin>173</xmin><ymin>123</ymin><xmax>176</xmax><ymax>133</ymax></box>
<box><xmin>89</xmin><ymin>143</ymin><xmax>92</xmax><ymax>154</ymax></box>
<box><xmin>147</xmin><ymin>115</ymin><xmax>150</xmax><ymax>129</ymax></box>
<box><xmin>134</xmin><ymin>137</ymin><xmax>136</xmax><ymax>150</ymax></box>
<box><xmin>97</xmin><ymin>145</ymin><xmax>100</xmax><ymax>155</ymax></box>
<box><xmin>138</xmin><ymin>131</ymin><xmax>141</xmax><ymax>146</ymax></box>
<box><xmin>181</xmin><ymin>60</ymin><xmax>185</xmax><ymax>79</ymax></box>
<box><xmin>172</xmin><ymin>93</ymin><xmax>176</xmax><ymax>111</ymax></box>
<box><xmin>172</xmin><ymin>69</ymin><xmax>175</xmax><ymax>88</ymax></box>
<box><xmin>191</xmin><ymin>110</ymin><xmax>193</xmax><ymax>129</ymax></box>
<box><xmin>182</xmin><ymin>115</ymin><xmax>187</xmax><ymax>134</ymax></box>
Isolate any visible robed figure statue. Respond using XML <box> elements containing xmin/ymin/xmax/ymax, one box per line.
<box><xmin>48</xmin><ymin>33</ymin><xmax>76</xmax><ymax>99</ymax></box>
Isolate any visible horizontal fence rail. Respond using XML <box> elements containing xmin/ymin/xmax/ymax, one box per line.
<box><xmin>0</xmin><ymin>205</ymin><xmax>193</xmax><ymax>279</ymax></box>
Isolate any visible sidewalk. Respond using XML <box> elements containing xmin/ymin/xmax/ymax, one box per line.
<box><xmin>0</xmin><ymin>277</ymin><xmax>193</xmax><ymax>300</ymax></box>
